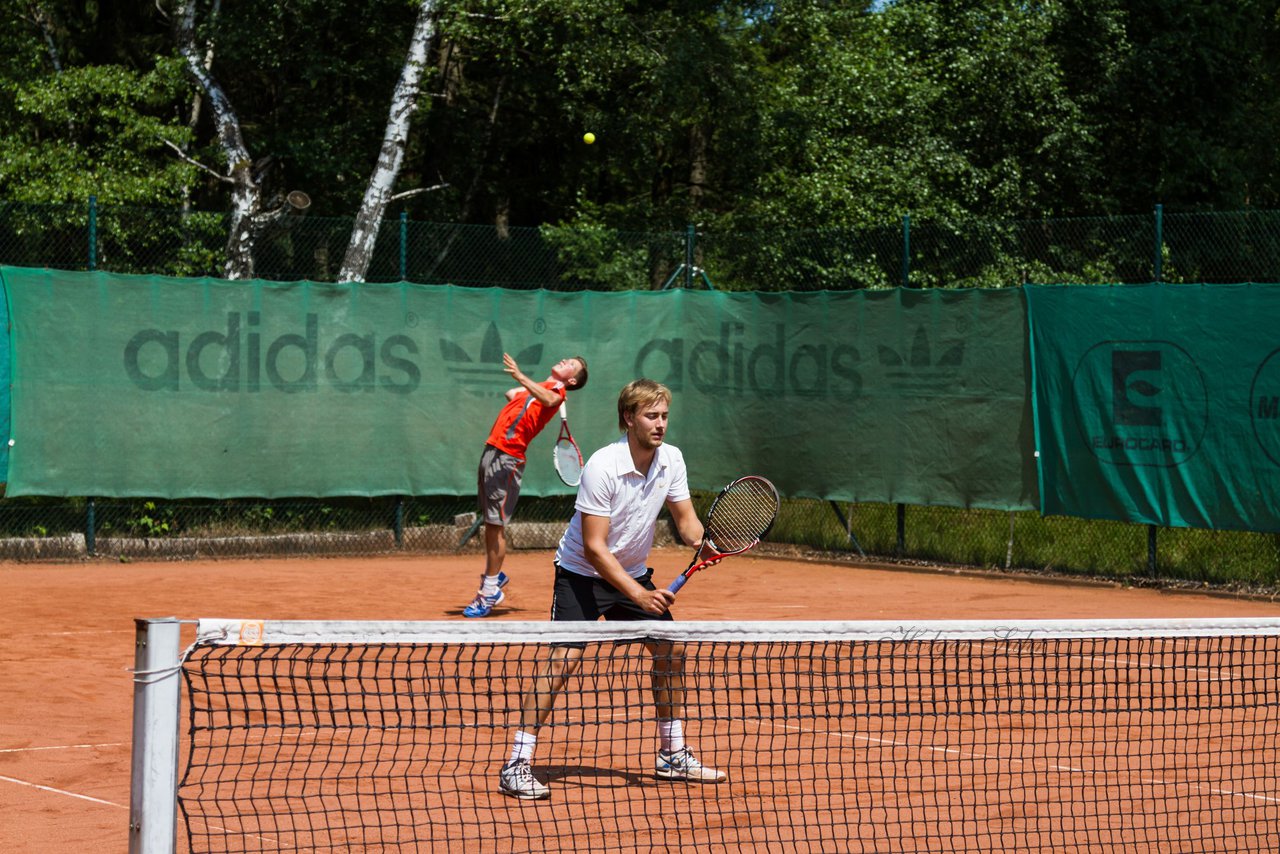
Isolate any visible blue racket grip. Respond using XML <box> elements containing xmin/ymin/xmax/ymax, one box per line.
<box><xmin>667</xmin><ymin>573</ymin><xmax>689</xmax><ymax>594</ymax></box>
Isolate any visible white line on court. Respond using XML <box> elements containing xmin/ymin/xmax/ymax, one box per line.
<box><xmin>0</xmin><ymin>773</ymin><xmax>278</xmax><ymax>844</ymax></box>
<box><xmin>1063</xmin><ymin>652</ymin><xmax>1245</xmax><ymax>681</ymax></box>
<box><xmin>769</xmin><ymin>720</ymin><xmax>1280</xmax><ymax>806</ymax></box>
<box><xmin>0</xmin><ymin>774</ymin><xmax>125</xmax><ymax>808</ymax></box>
<box><xmin>21</xmin><ymin>629</ymin><xmax>134</xmax><ymax>637</ymax></box>
<box><xmin>0</xmin><ymin>742</ymin><xmax>125</xmax><ymax>754</ymax></box>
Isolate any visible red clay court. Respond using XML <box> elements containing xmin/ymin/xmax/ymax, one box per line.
<box><xmin>4</xmin><ymin>549</ymin><xmax>1280</xmax><ymax>852</ymax></box>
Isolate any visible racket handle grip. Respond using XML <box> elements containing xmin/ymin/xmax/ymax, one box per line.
<box><xmin>667</xmin><ymin>574</ymin><xmax>689</xmax><ymax>594</ymax></box>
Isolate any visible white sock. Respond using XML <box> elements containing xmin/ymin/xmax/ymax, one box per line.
<box><xmin>481</xmin><ymin>573</ymin><xmax>501</xmax><ymax>595</ymax></box>
<box><xmin>509</xmin><ymin>729</ymin><xmax>536</xmax><ymax>765</ymax></box>
<box><xmin>658</xmin><ymin>719</ymin><xmax>684</xmax><ymax>754</ymax></box>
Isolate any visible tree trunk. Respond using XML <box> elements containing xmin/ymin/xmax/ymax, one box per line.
<box><xmin>181</xmin><ymin>0</ymin><xmax>221</xmax><ymax>214</ymax></box>
<box><xmin>494</xmin><ymin>196</ymin><xmax>510</xmax><ymax>241</ymax></box>
<box><xmin>175</xmin><ymin>0</ymin><xmax>262</xmax><ymax>279</ymax></box>
<box><xmin>688</xmin><ymin>123</ymin><xmax>709</xmax><ymax>283</ymax></box>
<box><xmin>28</xmin><ymin>3</ymin><xmax>63</xmax><ymax>72</ymax></box>
<box><xmin>689</xmin><ymin>123</ymin><xmax>707</xmax><ymax>216</ymax></box>
<box><xmin>338</xmin><ymin>0</ymin><xmax>437</xmax><ymax>284</ymax></box>
<box><xmin>649</xmin><ymin>146</ymin><xmax>673</xmax><ymax>289</ymax></box>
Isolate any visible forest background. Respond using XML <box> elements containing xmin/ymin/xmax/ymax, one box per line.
<box><xmin>3</xmin><ymin>0</ymin><xmax>1279</xmax><ymax>284</ymax></box>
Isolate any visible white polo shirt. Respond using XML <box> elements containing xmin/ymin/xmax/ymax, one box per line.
<box><xmin>555</xmin><ymin>435</ymin><xmax>691</xmax><ymax>579</ymax></box>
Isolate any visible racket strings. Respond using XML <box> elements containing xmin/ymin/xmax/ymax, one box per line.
<box><xmin>705</xmin><ymin>479</ymin><xmax>779</xmax><ymax>552</ymax></box>
<box><xmin>554</xmin><ymin>439</ymin><xmax>582</xmax><ymax>485</ymax></box>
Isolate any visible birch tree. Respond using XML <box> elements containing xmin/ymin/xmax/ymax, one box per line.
<box><xmin>173</xmin><ymin>0</ymin><xmax>301</xmax><ymax>279</ymax></box>
<box><xmin>337</xmin><ymin>0</ymin><xmax>439</xmax><ymax>283</ymax></box>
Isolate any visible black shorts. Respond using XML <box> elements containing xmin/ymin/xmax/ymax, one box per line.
<box><xmin>550</xmin><ymin>564</ymin><xmax>674</xmax><ymax>623</ymax></box>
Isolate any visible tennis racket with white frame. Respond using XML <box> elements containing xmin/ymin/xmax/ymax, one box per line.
<box><xmin>552</xmin><ymin>400</ymin><xmax>584</xmax><ymax>487</ymax></box>
<box><xmin>668</xmin><ymin>475</ymin><xmax>780</xmax><ymax>593</ymax></box>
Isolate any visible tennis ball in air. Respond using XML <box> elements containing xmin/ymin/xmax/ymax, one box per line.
<box><xmin>583</xmin><ymin>132</ymin><xmax>596</xmax><ymax>145</ymax></box>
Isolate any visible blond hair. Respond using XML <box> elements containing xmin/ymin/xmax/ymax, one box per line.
<box><xmin>617</xmin><ymin>378</ymin><xmax>672</xmax><ymax>431</ymax></box>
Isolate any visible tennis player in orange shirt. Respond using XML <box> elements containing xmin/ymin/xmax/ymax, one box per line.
<box><xmin>463</xmin><ymin>352</ymin><xmax>589</xmax><ymax>617</ymax></box>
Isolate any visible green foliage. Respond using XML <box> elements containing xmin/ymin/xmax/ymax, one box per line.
<box><xmin>1092</xmin><ymin>0</ymin><xmax>1280</xmax><ymax>211</ymax></box>
<box><xmin>773</xmin><ymin>501</ymin><xmax>1280</xmax><ymax>590</ymax></box>
<box><xmin>738</xmin><ymin>1</ymin><xmax>1101</xmax><ymax>230</ymax></box>
<box><xmin>0</xmin><ymin>55</ymin><xmax>196</xmax><ymax>203</ymax></box>
<box><xmin>3</xmin><ymin>0</ymin><xmax>1280</xmax><ymax>283</ymax></box>
<box><xmin>539</xmin><ymin>220</ymin><xmax>650</xmax><ymax>291</ymax></box>
<box><xmin>202</xmin><ymin>0</ymin><xmax>427</xmax><ymax>213</ymax></box>
<box><xmin>126</xmin><ymin>501</ymin><xmax>175</xmax><ymax>538</ymax></box>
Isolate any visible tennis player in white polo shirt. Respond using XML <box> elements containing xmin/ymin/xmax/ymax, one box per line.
<box><xmin>497</xmin><ymin>378</ymin><xmax>726</xmax><ymax>800</ymax></box>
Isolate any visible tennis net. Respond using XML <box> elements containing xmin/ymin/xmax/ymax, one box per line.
<box><xmin>141</xmin><ymin>618</ymin><xmax>1280</xmax><ymax>852</ymax></box>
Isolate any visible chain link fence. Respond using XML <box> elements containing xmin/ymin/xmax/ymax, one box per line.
<box><xmin>0</xmin><ymin>496</ymin><xmax>1275</xmax><ymax>595</ymax></box>
<box><xmin>3</xmin><ymin>198</ymin><xmax>1280</xmax><ymax>591</ymax></box>
<box><xmin>9</xmin><ymin>199</ymin><xmax>1280</xmax><ymax>289</ymax></box>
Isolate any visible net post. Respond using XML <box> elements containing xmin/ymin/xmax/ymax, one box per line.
<box><xmin>129</xmin><ymin>617</ymin><xmax>183</xmax><ymax>854</ymax></box>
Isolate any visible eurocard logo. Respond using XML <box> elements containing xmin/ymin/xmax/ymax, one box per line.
<box><xmin>1072</xmin><ymin>341</ymin><xmax>1208</xmax><ymax>467</ymax></box>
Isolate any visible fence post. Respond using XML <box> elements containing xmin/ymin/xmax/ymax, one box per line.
<box><xmin>1153</xmin><ymin>203</ymin><xmax>1163</xmax><ymax>283</ymax></box>
<box><xmin>827</xmin><ymin>501</ymin><xmax>866</xmax><ymax>557</ymax></box>
<box><xmin>1147</xmin><ymin>524</ymin><xmax>1158</xmax><ymax>576</ymax></box>
<box><xmin>684</xmin><ymin>224</ymin><xmax>695</xmax><ymax>289</ymax></box>
<box><xmin>86</xmin><ymin>497</ymin><xmax>96</xmax><ymax>556</ymax></box>
<box><xmin>88</xmin><ymin>194</ymin><xmax>98</xmax><ymax>271</ymax></box>
<box><xmin>896</xmin><ymin>503</ymin><xmax>906</xmax><ymax>555</ymax></box>
<box><xmin>394</xmin><ymin>497</ymin><xmax>405</xmax><ymax>547</ymax></box>
<box><xmin>901</xmin><ymin>213</ymin><xmax>911</xmax><ymax>288</ymax></box>
<box><xmin>399</xmin><ymin>211</ymin><xmax>408</xmax><ymax>281</ymax></box>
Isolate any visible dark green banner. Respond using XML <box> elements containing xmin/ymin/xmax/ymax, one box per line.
<box><xmin>0</xmin><ymin>276</ymin><xmax>9</xmax><ymax>481</ymax></box>
<box><xmin>1027</xmin><ymin>283</ymin><xmax>1280</xmax><ymax>532</ymax></box>
<box><xmin>0</xmin><ymin>268</ymin><xmax>1035</xmax><ymax>506</ymax></box>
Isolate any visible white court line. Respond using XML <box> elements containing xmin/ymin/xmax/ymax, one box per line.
<box><xmin>0</xmin><ymin>774</ymin><xmax>125</xmax><ymax>809</ymax></box>
<box><xmin>772</xmin><ymin>721</ymin><xmax>1280</xmax><ymax>806</ymax></box>
<box><xmin>1063</xmin><ymin>652</ymin><xmax>1245</xmax><ymax>681</ymax></box>
<box><xmin>19</xmin><ymin>629</ymin><xmax>134</xmax><ymax>637</ymax></box>
<box><xmin>0</xmin><ymin>742</ymin><xmax>124</xmax><ymax>754</ymax></box>
<box><xmin>0</xmin><ymin>773</ymin><xmax>278</xmax><ymax>844</ymax></box>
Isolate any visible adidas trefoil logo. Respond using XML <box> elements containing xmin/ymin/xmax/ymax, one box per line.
<box><xmin>878</xmin><ymin>326</ymin><xmax>964</xmax><ymax>392</ymax></box>
<box><xmin>440</xmin><ymin>322</ymin><xmax>543</xmax><ymax>386</ymax></box>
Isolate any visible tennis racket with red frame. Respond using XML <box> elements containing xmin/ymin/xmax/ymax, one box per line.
<box><xmin>668</xmin><ymin>475</ymin><xmax>780</xmax><ymax>593</ymax></box>
<box><xmin>552</xmin><ymin>401</ymin><xmax>584</xmax><ymax>487</ymax></box>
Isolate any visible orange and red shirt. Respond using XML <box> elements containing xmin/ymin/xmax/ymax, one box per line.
<box><xmin>485</xmin><ymin>382</ymin><xmax>566</xmax><ymax>462</ymax></box>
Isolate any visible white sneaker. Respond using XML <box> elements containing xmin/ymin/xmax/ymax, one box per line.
<box><xmin>655</xmin><ymin>747</ymin><xmax>726</xmax><ymax>783</ymax></box>
<box><xmin>498</xmin><ymin>759</ymin><xmax>550</xmax><ymax>800</ymax></box>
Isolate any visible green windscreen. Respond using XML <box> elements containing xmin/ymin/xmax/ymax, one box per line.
<box><xmin>1</xmin><ymin>268</ymin><xmax>1035</xmax><ymax>506</ymax></box>
<box><xmin>1027</xmin><ymin>282</ymin><xmax>1280</xmax><ymax>531</ymax></box>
